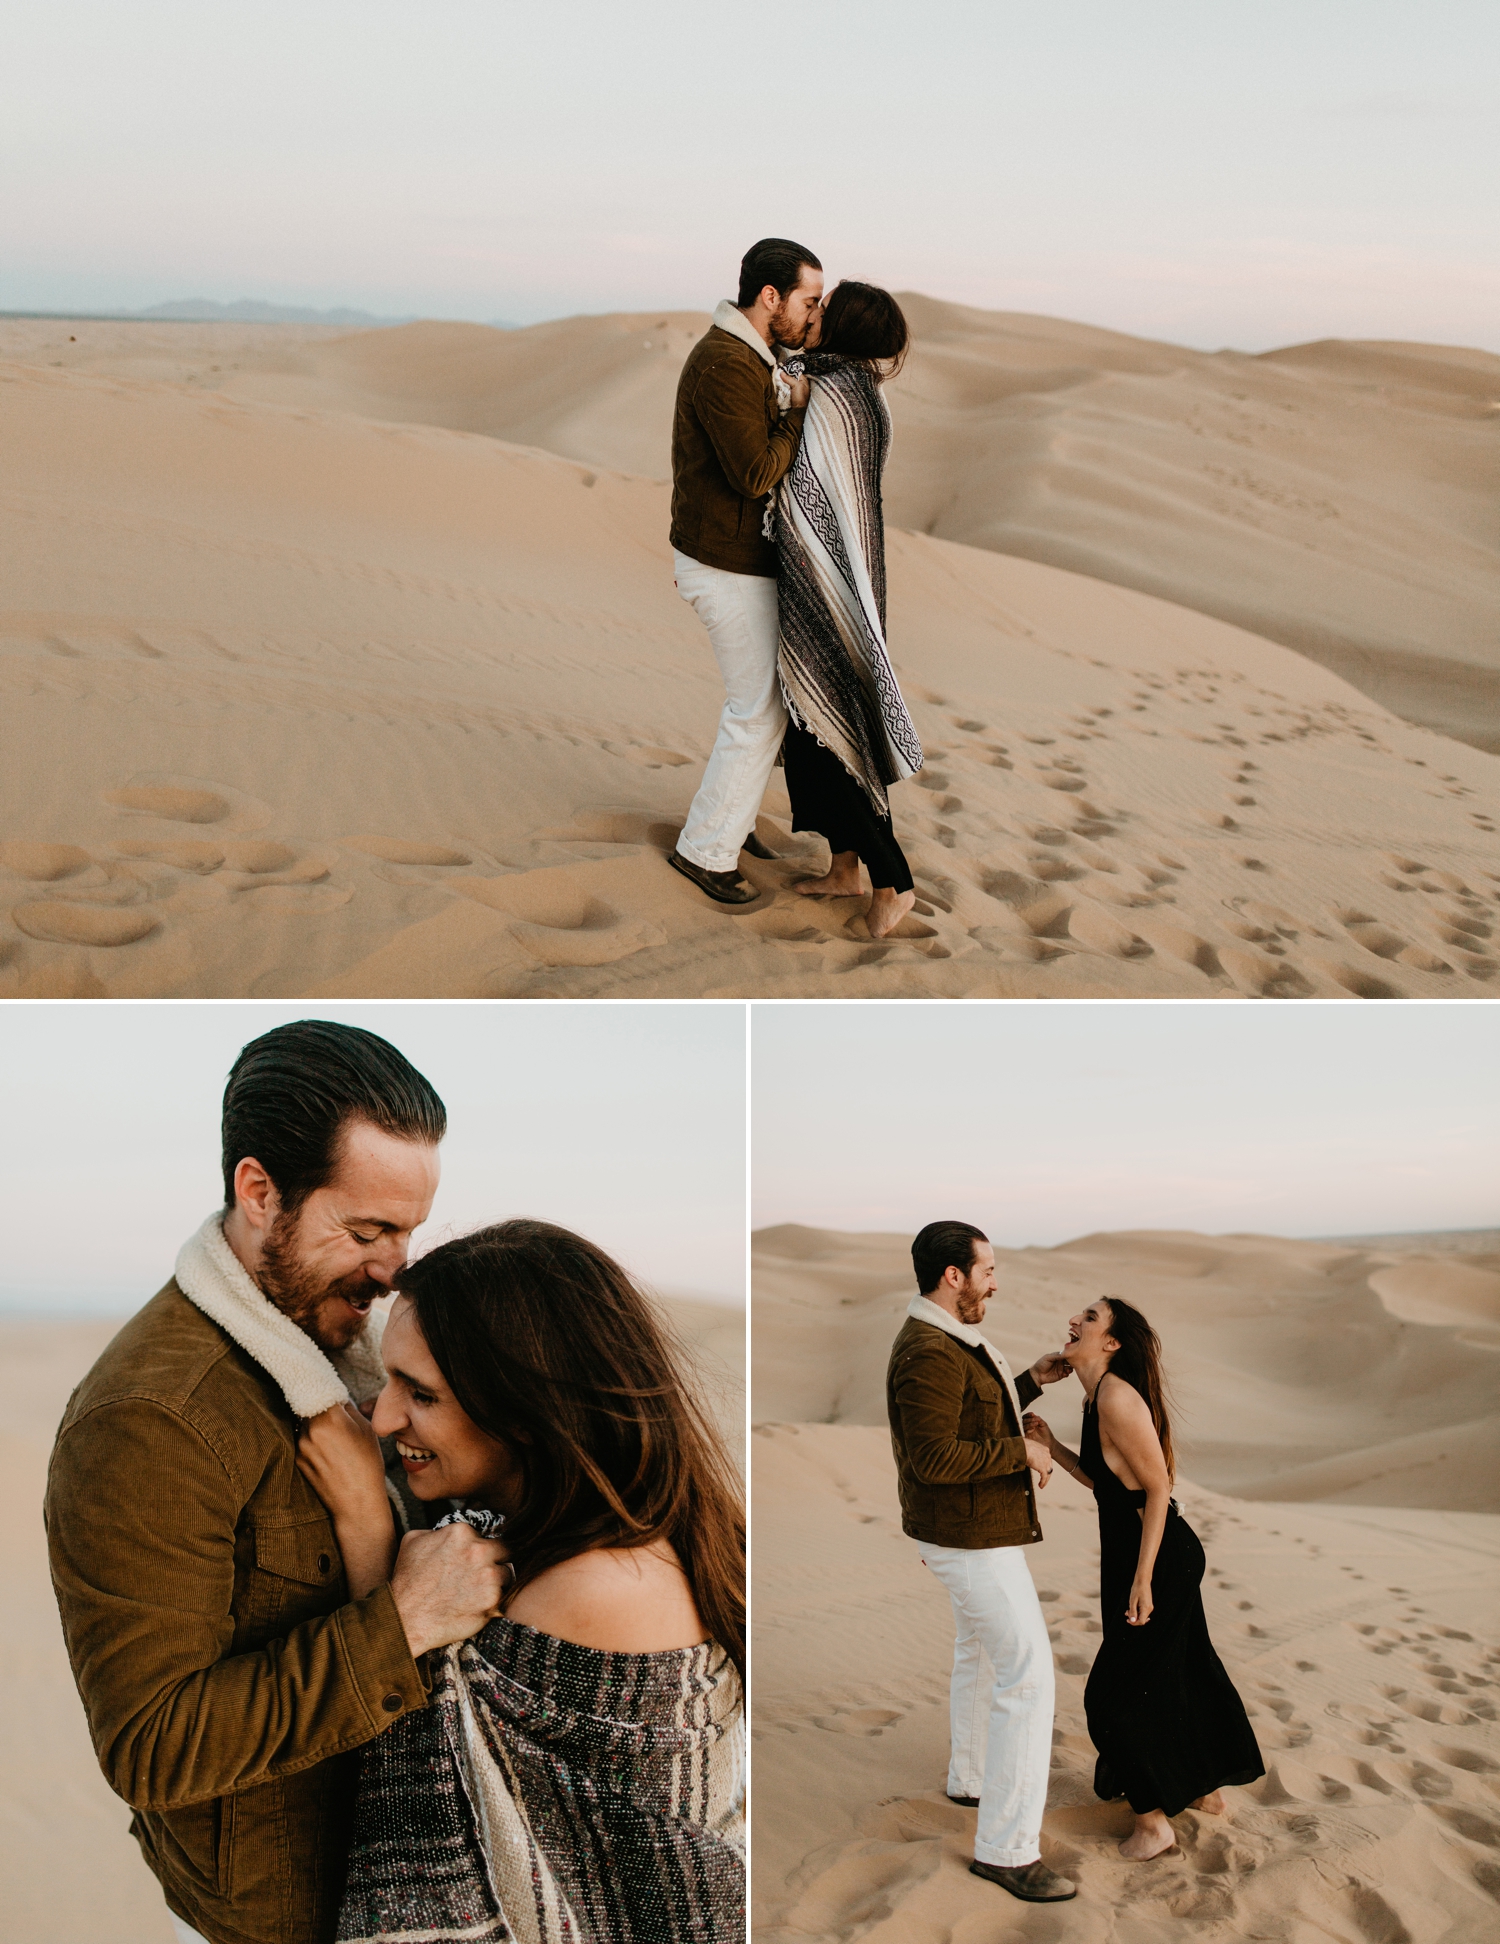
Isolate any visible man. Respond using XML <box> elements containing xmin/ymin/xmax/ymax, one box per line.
<box><xmin>886</xmin><ymin>1220</ymin><xmax>1079</xmax><ymax>1904</ymax></box>
<box><xmin>46</xmin><ymin>1020</ymin><xmax>506</xmax><ymax>1944</ymax></box>
<box><xmin>666</xmin><ymin>235</ymin><xmax>824</xmax><ymax>904</ymax></box>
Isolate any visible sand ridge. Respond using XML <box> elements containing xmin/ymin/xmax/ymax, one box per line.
<box><xmin>752</xmin><ymin>1225</ymin><xmax>1500</xmax><ymax>1942</ymax></box>
<box><xmin>753</xmin><ymin>1225</ymin><xmax>1500</xmax><ymax>1511</ymax></box>
<box><xmin>3</xmin><ymin>356</ymin><xmax>1496</xmax><ymax>1000</ymax></box>
<box><xmin>13</xmin><ymin>299</ymin><xmax>1493</xmax><ymax>750</ymax></box>
<box><xmin>2</xmin><ymin>1291</ymin><xmax>741</xmax><ymax>1943</ymax></box>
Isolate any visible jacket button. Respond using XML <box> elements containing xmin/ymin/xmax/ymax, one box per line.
<box><xmin>381</xmin><ymin>1693</ymin><xmax>403</xmax><ymax>1714</ymax></box>
<box><xmin>317</xmin><ymin>1554</ymin><xmax>331</xmax><ymax>1574</ymax></box>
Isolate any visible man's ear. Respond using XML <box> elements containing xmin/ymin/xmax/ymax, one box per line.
<box><xmin>233</xmin><ymin>1155</ymin><xmax>280</xmax><ymax>1234</ymax></box>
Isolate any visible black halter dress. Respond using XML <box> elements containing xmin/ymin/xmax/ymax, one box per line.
<box><xmin>1080</xmin><ymin>1393</ymin><xmax>1264</xmax><ymax>1816</ymax></box>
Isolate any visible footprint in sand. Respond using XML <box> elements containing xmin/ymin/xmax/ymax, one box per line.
<box><xmin>535</xmin><ymin>811</ymin><xmax>682</xmax><ymax>852</ymax></box>
<box><xmin>601</xmin><ymin>741</ymin><xmax>693</xmax><ymax>770</ymax></box>
<box><xmin>104</xmin><ymin>771</ymin><xmax>272</xmax><ymax>834</ymax></box>
<box><xmin>811</xmin><ymin>1708</ymin><xmax>902</xmax><ymax>1735</ymax></box>
<box><xmin>115</xmin><ymin>839</ymin><xmax>226</xmax><ymax>874</ymax></box>
<box><xmin>1307</xmin><ymin>958</ymin><xmax>1408</xmax><ymax>999</ymax></box>
<box><xmin>1333</xmin><ymin>907</ymin><xmax>1453</xmax><ymax>973</ymax></box>
<box><xmin>12</xmin><ymin>902</ymin><xmax>159</xmax><ymax>946</ymax></box>
<box><xmin>453</xmin><ymin>871</ymin><xmax>664</xmax><ymax>967</ymax></box>
<box><xmin>0</xmin><ymin>841</ymin><xmax>91</xmax><ymax>880</ymax></box>
<box><xmin>106</xmin><ymin>784</ymin><xmax>231</xmax><ymax>824</ymax></box>
<box><xmin>342</xmin><ymin>837</ymin><xmax>473</xmax><ymax>867</ymax></box>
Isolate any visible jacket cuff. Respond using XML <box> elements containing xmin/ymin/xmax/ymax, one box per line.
<box><xmin>996</xmin><ymin>1434</ymin><xmax>1029</xmax><ymax>1476</ymax></box>
<box><xmin>335</xmin><ymin>1582</ymin><xmax>429</xmax><ymax>1728</ymax></box>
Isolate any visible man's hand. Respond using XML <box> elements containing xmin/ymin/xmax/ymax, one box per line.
<box><xmin>1030</xmin><ymin>1352</ymin><xmax>1073</xmax><ymax>1386</ymax></box>
<box><xmin>389</xmin><ymin>1524</ymin><xmax>508</xmax><ymax>1658</ymax></box>
<box><xmin>787</xmin><ymin>372</ymin><xmax>811</xmax><ymax>410</ymax></box>
<box><xmin>1024</xmin><ymin>1438</ymin><xmax>1053</xmax><ymax>1489</ymax></box>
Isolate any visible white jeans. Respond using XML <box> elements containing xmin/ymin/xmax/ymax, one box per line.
<box><xmin>918</xmin><ymin>1540</ymin><xmax>1055</xmax><ymax>1868</ymax></box>
<box><xmin>171</xmin><ymin>1919</ymin><xmax>209</xmax><ymax>1943</ymax></box>
<box><xmin>672</xmin><ymin>549</ymin><xmax>786</xmax><ymax>873</ymax></box>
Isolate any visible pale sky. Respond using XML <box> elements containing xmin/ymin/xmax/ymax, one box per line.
<box><xmin>752</xmin><ymin>1002</ymin><xmax>1498</xmax><ymax>1244</ymax></box>
<box><xmin>0</xmin><ymin>1002</ymin><xmax>745</xmax><ymax>1312</ymax></box>
<box><xmin>4</xmin><ymin>1</ymin><xmax>1496</xmax><ymax>349</ymax></box>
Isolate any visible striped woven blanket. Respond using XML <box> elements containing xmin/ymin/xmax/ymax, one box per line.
<box><xmin>337</xmin><ymin>1554</ymin><xmax>745</xmax><ymax>1944</ymax></box>
<box><xmin>774</xmin><ymin>353</ymin><xmax>922</xmax><ymax>815</ymax></box>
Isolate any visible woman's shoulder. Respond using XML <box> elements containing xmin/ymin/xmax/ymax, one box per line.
<box><xmin>504</xmin><ymin>1542</ymin><xmax>708</xmax><ymax>1657</ymax></box>
<box><xmin>1095</xmin><ymin>1371</ymin><xmax>1149</xmax><ymax>1423</ymax></box>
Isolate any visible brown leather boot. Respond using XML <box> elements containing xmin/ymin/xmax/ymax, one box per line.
<box><xmin>969</xmin><ymin>1859</ymin><xmax>1078</xmax><ymax>1902</ymax></box>
<box><xmin>666</xmin><ymin>850</ymin><xmax>759</xmax><ymax>905</ymax></box>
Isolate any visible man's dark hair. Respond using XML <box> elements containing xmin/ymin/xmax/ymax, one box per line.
<box><xmin>221</xmin><ymin>1019</ymin><xmax>446</xmax><ymax>1214</ymax></box>
<box><xmin>912</xmin><ymin>1220</ymin><xmax>988</xmax><ymax>1296</ymax></box>
<box><xmin>737</xmin><ymin>237</ymin><xmax>821</xmax><ymax>308</ymax></box>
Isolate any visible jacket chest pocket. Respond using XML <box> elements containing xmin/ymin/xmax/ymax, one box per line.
<box><xmin>243</xmin><ymin>1518</ymin><xmax>344</xmax><ymax>1636</ymax></box>
<box><xmin>958</xmin><ymin>1368</ymin><xmax>1004</xmax><ymax>1431</ymax></box>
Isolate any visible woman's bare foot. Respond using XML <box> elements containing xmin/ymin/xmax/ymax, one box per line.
<box><xmin>866</xmin><ymin>888</ymin><xmax>917</xmax><ymax>938</ymax></box>
<box><xmin>1189</xmin><ymin>1791</ymin><xmax>1225</xmax><ymax>1815</ymax></box>
<box><xmin>1118</xmin><ymin>1811</ymin><xmax>1176</xmax><ymax>1860</ymax></box>
<box><xmin>794</xmin><ymin>850</ymin><xmax>863</xmax><ymax>898</ymax></box>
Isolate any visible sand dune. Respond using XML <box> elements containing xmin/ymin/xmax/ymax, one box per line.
<box><xmin>14</xmin><ymin>301</ymin><xmax>1493</xmax><ymax>750</ymax></box>
<box><xmin>4</xmin><ymin>355</ymin><xmax>1496</xmax><ymax>999</ymax></box>
<box><xmin>752</xmin><ymin>1226</ymin><xmax>1500</xmax><ymax>1942</ymax></box>
<box><xmin>2</xmin><ymin>1292</ymin><xmax>740</xmax><ymax>1944</ymax></box>
<box><xmin>753</xmin><ymin>1225</ymin><xmax>1500</xmax><ymax>1510</ymax></box>
<box><xmin>754</xmin><ymin>1422</ymin><xmax>1500</xmax><ymax>1944</ymax></box>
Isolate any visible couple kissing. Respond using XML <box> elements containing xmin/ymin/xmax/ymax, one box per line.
<box><xmin>666</xmin><ymin>235</ymin><xmax>923</xmax><ymax>939</ymax></box>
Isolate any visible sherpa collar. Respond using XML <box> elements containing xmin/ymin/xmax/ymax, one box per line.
<box><xmin>175</xmin><ymin>1212</ymin><xmax>388</xmax><ymax>1418</ymax></box>
<box><xmin>907</xmin><ymin>1293</ymin><xmax>1025</xmax><ymax>1426</ymax></box>
<box><xmin>712</xmin><ymin>298</ymin><xmax>778</xmax><ymax>370</ymax></box>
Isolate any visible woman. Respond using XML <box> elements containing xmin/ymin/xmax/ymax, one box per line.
<box><xmin>296</xmin><ymin>1219</ymin><xmax>745</xmax><ymax>1944</ymax></box>
<box><xmin>775</xmin><ymin>280</ymin><xmax>925</xmax><ymax>940</ymax></box>
<box><xmin>1024</xmin><ymin>1297</ymin><xmax>1263</xmax><ymax>1860</ymax></box>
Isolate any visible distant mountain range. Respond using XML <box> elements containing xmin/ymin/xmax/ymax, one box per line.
<box><xmin>1</xmin><ymin>299</ymin><xmax>515</xmax><ymax>328</ymax></box>
<box><xmin>137</xmin><ymin>298</ymin><xmax>431</xmax><ymax>326</ymax></box>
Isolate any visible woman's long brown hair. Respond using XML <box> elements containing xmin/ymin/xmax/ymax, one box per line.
<box><xmin>395</xmin><ymin>1219</ymin><xmax>744</xmax><ymax>1681</ymax></box>
<box><xmin>1100</xmin><ymin>1296</ymin><xmax>1176</xmax><ymax>1482</ymax></box>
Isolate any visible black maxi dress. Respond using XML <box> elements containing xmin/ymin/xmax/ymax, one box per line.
<box><xmin>1080</xmin><ymin>1398</ymin><xmax>1264</xmax><ymax>1816</ymax></box>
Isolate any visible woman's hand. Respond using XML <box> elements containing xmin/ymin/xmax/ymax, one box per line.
<box><xmin>1023</xmin><ymin>1412</ymin><xmax>1056</xmax><ymax>1452</ymax></box>
<box><xmin>1125</xmin><ymin>1574</ymin><xmax>1155</xmax><ymax>1626</ymax></box>
<box><xmin>296</xmin><ymin>1401</ymin><xmax>388</xmax><ymax>1523</ymax></box>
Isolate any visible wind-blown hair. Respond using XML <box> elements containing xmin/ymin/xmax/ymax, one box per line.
<box><xmin>221</xmin><ymin>1019</ymin><xmax>446</xmax><ymax>1215</ymax></box>
<box><xmin>1100</xmin><ymin>1295</ymin><xmax>1177</xmax><ymax>1481</ymax></box>
<box><xmin>395</xmin><ymin>1219</ymin><xmax>745</xmax><ymax>1680</ymax></box>
<box><xmin>816</xmin><ymin>280</ymin><xmax>909</xmax><ymax>381</ymax></box>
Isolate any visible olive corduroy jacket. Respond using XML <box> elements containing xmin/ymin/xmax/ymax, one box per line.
<box><xmin>886</xmin><ymin>1316</ymin><xmax>1043</xmax><ymax>1548</ymax></box>
<box><xmin>669</xmin><ymin>322</ymin><xmax>806</xmax><ymax>576</ymax></box>
<box><xmin>45</xmin><ymin>1281</ymin><xmax>430</xmax><ymax>1944</ymax></box>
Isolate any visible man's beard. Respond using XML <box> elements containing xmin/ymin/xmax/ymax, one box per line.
<box><xmin>954</xmin><ymin>1280</ymin><xmax>989</xmax><ymax>1326</ymax></box>
<box><xmin>257</xmin><ymin>1213</ymin><xmax>383</xmax><ymax>1353</ymax></box>
<box><xmin>768</xmin><ymin>299</ymin><xmax>812</xmax><ymax>350</ymax></box>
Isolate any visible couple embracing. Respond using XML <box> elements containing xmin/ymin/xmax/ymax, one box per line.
<box><xmin>46</xmin><ymin>1021</ymin><xmax>744</xmax><ymax>1944</ymax></box>
<box><xmin>666</xmin><ymin>235</ymin><xmax>924</xmax><ymax>939</ymax></box>
<box><xmin>887</xmin><ymin>1221</ymin><xmax>1264</xmax><ymax>1904</ymax></box>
